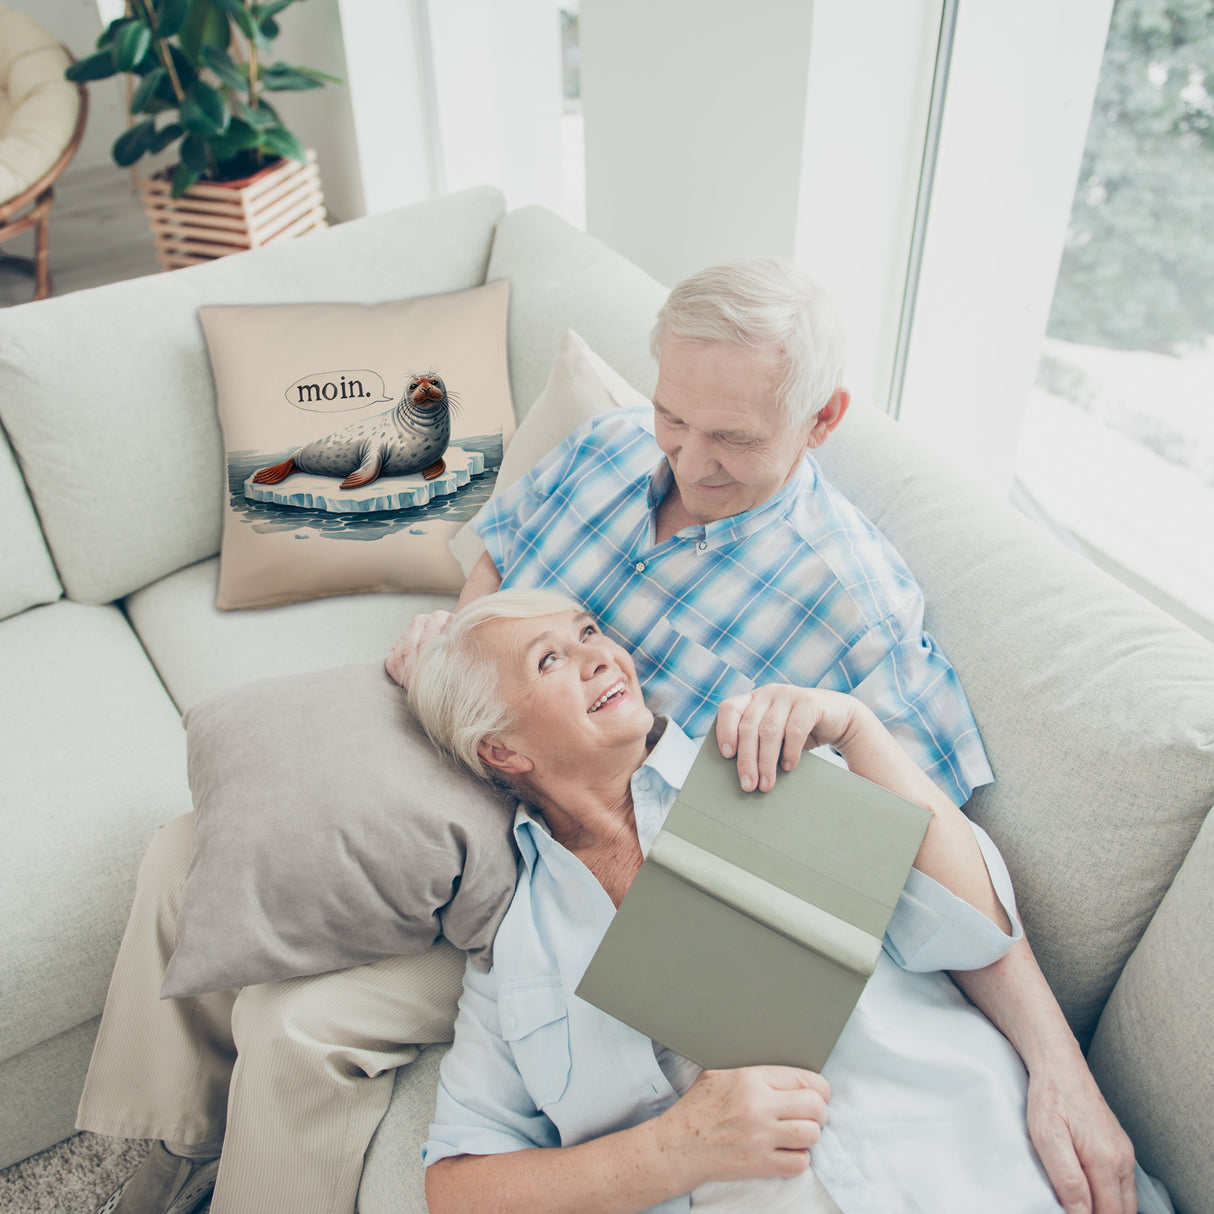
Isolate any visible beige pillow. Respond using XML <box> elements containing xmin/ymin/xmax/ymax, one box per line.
<box><xmin>201</xmin><ymin>282</ymin><xmax>514</xmax><ymax>609</ymax></box>
<box><xmin>449</xmin><ymin>329</ymin><xmax>649</xmax><ymax>575</ymax></box>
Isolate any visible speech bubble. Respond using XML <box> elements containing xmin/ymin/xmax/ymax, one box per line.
<box><xmin>286</xmin><ymin>369</ymin><xmax>392</xmax><ymax>412</ymax></box>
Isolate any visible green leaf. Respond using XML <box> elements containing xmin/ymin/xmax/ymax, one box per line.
<box><xmin>180</xmin><ymin>0</ymin><xmax>231</xmax><ymax>63</ymax></box>
<box><xmin>129</xmin><ymin>66</ymin><xmax>166</xmax><ymax>113</ymax></box>
<box><xmin>293</xmin><ymin>65</ymin><xmax>343</xmax><ymax>85</ymax></box>
<box><xmin>181</xmin><ymin>80</ymin><xmax>230</xmax><ymax>135</ymax></box>
<box><xmin>167</xmin><ymin>44</ymin><xmax>198</xmax><ymax>91</ymax></box>
<box><xmin>209</xmin><ymin>0</ymin><xmax>257</xmax><ymax>38</ymax></box>
<box><xmin>180</xmin><ymin>131</ymin><xmax>210</xmax><ymax>172</ymax></box>
<box><xmin>259</xmin><ymin>15</ymin><xmax>279</xmax><ymax>40</ymax></box>
<box><xmin>112</xmin><ymin>119</ymin><xmax>157</xmax><ymax>167</ymax></box>
<box><xmin>221</xmin><ymin>118</ymin><xmax>263</xmax><ymax>150</ymax></box>
<box><xmin>255</xmin><ymin>0</ymin><xmax>297</xmax><ymax>19</ymax></box>
<box><xmin>155</xmin><ymin>0</ymin><xmax>191</xmax><ymax>40</ymax></box>
<box><xmin>234</xmin><ymin>97</ymin><xmax>278</xmax><ymax>129</ymax></box>
<box><xmin>259</xmin><ymin>62</ymin><xmax>323</xmax><ymax>91</ymax></box>
<box><xmin>66</xmin><ymin>50</ymin><xmax>119</xmax><ymax>83</ymax></box>
<box><xmin>171</xmin><ymin>162</ymin><xmax>201</xmax><ymax>197</ymax></box>
<box><xmin>260</xmin><ymin>125</ymin><xmax>305</xmax><ymax>163</ymax></box>
<box><xmin>96</xmin><ymin>17</ymin><xmax>129</xmax><ymax>50</ymax></box>
<box><xmin>112</xmin><ymin>20</ymin><xmax>152</xmax><ymax>72</ymax></box>
<box><xmin>150</xmin><ymin>122</ymin><xmax>185</xmax><ymax>153</ymax></box>
<box><xmin>200</xmin><ymin>44</ymin><xmax>248</xmax><ymax>90</ymax></box>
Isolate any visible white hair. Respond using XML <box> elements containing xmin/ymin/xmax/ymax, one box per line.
<box><xmin>408</xmin><ymin>588</ymin><xmax>586</xmax><ymax>782</ymax></box>
<box><xmin>650</xmin><ymin>258</ymin><xmax>847</xmax><ymax>429</ymax></box>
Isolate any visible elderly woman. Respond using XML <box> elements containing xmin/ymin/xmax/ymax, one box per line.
<box><xmin>408</xmin><ymin>588</ymin><xmax>1085</xmax><ymax>1214</ymax></box>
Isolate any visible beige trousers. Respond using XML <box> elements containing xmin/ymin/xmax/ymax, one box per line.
<box><xmin>76</xmin><ymin>814</ymin><xmax>466</xmax><ymax>1214</ymax></box>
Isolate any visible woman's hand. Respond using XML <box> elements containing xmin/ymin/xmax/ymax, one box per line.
<box><xmin>654</xmin><ymin>1066</ymin><xmax>830</xmax><ymax>1185</ymax></box>
<box><xmin>715</xmin><ymin>684</ymin><xmax>861</xmax><ymax>792</ymax></box>
<box><xmin>385</xmin><ymin>610</ymin><xmax>454</xmax><ymax>688</ymax></box>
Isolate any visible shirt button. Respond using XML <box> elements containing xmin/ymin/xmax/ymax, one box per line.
<box><xmin>634</xmin><ymin>561</ymin><xmax>646</xmax><ymax>573</ymax></box>
<box><xmin>697</xmin><ymin>541</ymin><xmax>707</xmax><ymax>551</ymax></box>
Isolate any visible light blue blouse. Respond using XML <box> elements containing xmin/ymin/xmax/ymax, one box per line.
<box><xmin>424</xmin><ymin>722</ymin><xmax>1067</xmax><ymax>1212</ymax></box>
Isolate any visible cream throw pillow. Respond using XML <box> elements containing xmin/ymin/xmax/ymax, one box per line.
<box><xmin>449</xmin><ymin>328</ymin><xmax>650</xmax><ymax>575</ymax></box>
<box><xmin>201</xmin><ymin>282</ymin><xmax>514</xmax><ymax>609</ymax></box>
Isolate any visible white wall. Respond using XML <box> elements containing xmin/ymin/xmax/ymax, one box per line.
<box><xmin>428</xmin><ymin>0</ymin><xmax>565</xmax><ymax>212</ymax></box>
<box><xmin>579</xmin><ymin>0</ymin><xmax>817</xmax><ymax>288</ymax></box>
<box><xmin>333</xmin><ymin>0</ymin><xmax>434</xmax><ymax>217</ymax></box>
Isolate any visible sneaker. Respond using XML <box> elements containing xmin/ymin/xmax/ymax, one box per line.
<box><xmin>96</xmin><ymin>1142</ymin><xmax>220</xmax><ymax>1214</ymax></box>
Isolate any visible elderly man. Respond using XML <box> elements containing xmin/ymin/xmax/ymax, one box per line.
<box><xmin>388</xmin><ymin>260</ymin><xmax>1136</xmax><ymax>1214</ymax></box>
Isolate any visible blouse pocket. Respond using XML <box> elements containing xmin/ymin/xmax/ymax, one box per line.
<box><xmin>499</xmin><ymin>978</ymin><xmax>572</xmax><ymax>1110</ymax></box>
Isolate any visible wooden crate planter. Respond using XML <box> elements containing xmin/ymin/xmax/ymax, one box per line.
<box><xmin>140</xmin><ymin>150</ymin><xmax>327</xmax><ymax>271</ymax></box>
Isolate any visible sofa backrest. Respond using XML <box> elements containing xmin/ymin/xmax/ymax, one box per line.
<box><xmin>816</xmin><ymin>401</ymin><xmax>1214</xmax><ymax>1037</ymax></box>
<box><xmin>0</xmin><ymin>186</ymin><xmax>507</xmax><ymax>606</ymax></box>
<box><xmin>486</xmin><ymin>205</ymin><xmax>668</xmax><ymax>418</ymax></box>
<box><xmin>815</xmin><ymin>400</ymin><xmax>1214</xmax><ymax>1207</ymax></box>
<box><xmin>0</xmin><ymin>422</ymin><xmax>60</xmax><ymax>620</ymax></box>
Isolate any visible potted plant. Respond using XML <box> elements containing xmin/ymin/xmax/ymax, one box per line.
<box><xmin>66</xmin><ymin>0</ymin><xmax>340</xmax><ymax>268</ymax></box>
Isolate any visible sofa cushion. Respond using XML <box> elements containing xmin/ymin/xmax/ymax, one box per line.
<box><xmin>124</xmin><ymin>557</ymin><xmax>453</xmax><ymax>714</ymax></box>
<box><xmin>486</xmin><ymin>205</ymin><xmax>668</xmax><ymax>418</ymax></box>
<box><xmin>200</xmin><ymin>282</ymin><xmax>513</xmax><ymax>609</ymax></box>
<box><xmin>0</xmin><ymin>186</ymin><xmax>506</xmax><ymax>607</ymax></box>
<box><xmin>450</xmin><ymin>329</ymin><xmax>642</xmax><ymax>575</ymax></box>
<box><xmin>0</xmin><ymin>600</ymin><xmax>191</xmax><ymax>1063</ymax></box>
<box><xmin>1088</xmin><ymin>804</ymin><xmax>1214</xmax><ymax>1214</ymax></box>
<box><xmin>813</xmin><ymin>402</ymin><xmax>1214</xmax><ymax>1045</ymax></box>
<box><xmin>164</xmin><ymin>663</ymin><xmax>517</xmax><ymax>996</ymax></box>
<box><xmin>0</xmin><ymin>424</ymin><xmax>60</xmax><ymax>621</ymax></box>
<box><xmin>359</xmin><ymin>1042</ymin><xmax>448</xmax><ymax>1214</ymax></box>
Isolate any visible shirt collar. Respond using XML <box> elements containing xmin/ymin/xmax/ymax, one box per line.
<box><xmin>645</xmin><ymin>456</ymin><xmax>818</xmax><ymax>548</ymax></box>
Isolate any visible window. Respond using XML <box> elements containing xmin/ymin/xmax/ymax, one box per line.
<box><xmin>1013</xmin><ymin>0</ymin><xmax>1214</xmax><ymax>637</ymax></box>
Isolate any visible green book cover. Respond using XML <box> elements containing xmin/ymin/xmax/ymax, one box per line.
<box><xmin>575</xmin><ymin>743</ymin><xmax>932</xmax><ymax>1071</ymax></box>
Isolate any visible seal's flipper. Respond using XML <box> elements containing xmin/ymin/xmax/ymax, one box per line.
<box><xmin>422</xmin><ymin>458</ymin><xmax>446</xmax><ymax>481</ymax></box>
<box><xmin>253</xmin><ymin>458</ymin><xmax>297</xmax><ymax>485</ymax></box>
<box><xmin>340</xmin><ymin>447</ymin><xmax>384</xmax><ymax>490</ymax></box>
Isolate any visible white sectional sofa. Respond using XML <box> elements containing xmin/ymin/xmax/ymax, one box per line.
<box><xmin>1</xmin><ymin>186</ymin><xmax>1211</xmax><ymax>1213</ymax></box>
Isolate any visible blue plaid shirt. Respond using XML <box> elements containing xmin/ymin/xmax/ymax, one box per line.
<box><xmin>471</xmin><ymin>407</ymin><xmax>992</xmax><ymax>805</ymax></box>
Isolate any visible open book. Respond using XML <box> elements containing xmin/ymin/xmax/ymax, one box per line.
<box><xmin>575</xmin><ymin>742</ymin><xmax>932</xmax><ymax>1071</ymax></box>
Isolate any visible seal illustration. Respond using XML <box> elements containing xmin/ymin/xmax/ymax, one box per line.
<box><xmin>253</xmin><ymin>373</ymin><xmax>454</xmax><ymax>490</ymax></box>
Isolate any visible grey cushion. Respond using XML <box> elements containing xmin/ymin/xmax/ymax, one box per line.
<box><xmin>487</xmin><ymin>204</ymin><xmax>668</xmax><ymax>418</ymax></box>
<box><xmin>0</xmin><ymin>187</ymin><xmax>506</xmax><ymax>606</ymax></box>
<box><xmin>1088</xmin><ymin>804</ymin><xmax>1214</xmax><ymax>1214</ymax></box>
<box><xmin>0</xmin><ymin>600</ymin><xmax>190</xmax><ymax>1062</ymax></box>
<box><xmin>163</xmin><ymin>663</ymin><xmax>519</xmax><ymax>997</ymax></box>
<box><xmin>124</xmin><ymin>556</ymin><xmax>455</xmax><ymax>714</ymax></box>
<box><xmin>814</xmin><ymin>402</ymin><xmax>1214</xmax><ymax>1045</ymax></box>
<box><xmin>0</xmin><ymin>426</ymin><xmax>60</xmax><ymax>621</ymax></box>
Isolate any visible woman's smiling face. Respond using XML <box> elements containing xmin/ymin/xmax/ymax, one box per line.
<box><xmin>476</xmin><ymin>610</ymin><xmax>653</xmax><ymax>776</ymax></box>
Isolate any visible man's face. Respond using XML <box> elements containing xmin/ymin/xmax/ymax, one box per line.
<box><xmin>652</xmin><ymin>340</ymin><xmax>816</xmax><ymax>524</ymax></box>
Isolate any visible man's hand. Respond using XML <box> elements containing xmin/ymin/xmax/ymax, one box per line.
<box><xmin>385</xmin><ymin>610</ymin><xmax>453</xmax><ymax>689</ymax></box>
<box><xmin>714</xmin><ymin>684</ymin><xmax>859</xmax><ymax>792</ymax></box>
<box><xmin>1026</xmin><ymin>1061</ymin><xmax>1137</xmax><ymax>1214</ymax></box>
